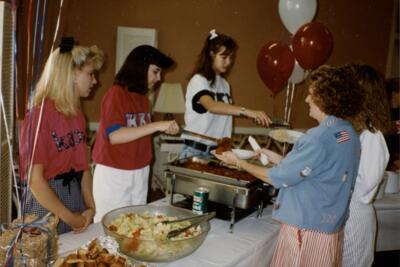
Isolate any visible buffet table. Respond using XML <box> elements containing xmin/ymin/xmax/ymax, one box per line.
<box><xmin>58</xmin><ymin>192</ymin><xmax>399</xmax><ymax>266</ymax></box>
<box><xmin>374</xmin><ymin>192</ymin><xmax>400</xmax><ymax>252</ymax></box>
<box><xmin>58</xmin><ymin>196</ymin><xmax>281</xmax><ymax>267</ymax></box>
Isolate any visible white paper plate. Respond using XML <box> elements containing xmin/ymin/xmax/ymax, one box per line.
<box><xmin>268</xmin><ymin>129</ymin><xmax>304</xmax><ymax>144</ymax></box>
<box><xmin>232</xmin><ymin>149</ymin><xmax>256</xmax><ymax>160</ymax></box>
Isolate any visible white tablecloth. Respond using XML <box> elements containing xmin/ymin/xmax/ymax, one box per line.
<box><xmin>373</xmin><ymin>192</ymin><xmax>400</xmax><ymax>251</ymax></box>
<box><xmin>58</xmin><ymin>196</ymin><xmax>280</xmax><ymax>267</ymax></box>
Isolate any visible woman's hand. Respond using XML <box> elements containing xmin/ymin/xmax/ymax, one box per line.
<box><xmin>257</xmin><ymin>148</ymin><xmax>283</xmax><ymax>164</ymax></box>
<box><xmin>214</xmin><ymin>151</ymin><xmax>240</xmax><ymax>166</ymax></box>
<box><xmin>244</xmin><ymin>109</ymin><xmax>272</xmax><ymax>127</ymax></box>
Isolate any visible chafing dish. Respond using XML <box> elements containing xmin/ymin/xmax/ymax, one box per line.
<box><xmin>164</xmin><ymin>157</ymin><xmax>276</xmax><ymax>232</ymax></box>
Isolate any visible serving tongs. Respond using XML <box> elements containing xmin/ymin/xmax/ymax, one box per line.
<box><xmin>166</xmin><ymin>211</ymin><xmax>216</xmax><ymax>239</ymax></box>
<box><xmin>162</xmin><ymin>211</ymin><xmax>216</xmax><ymax>224</ymax></box>
<box><xmin>181</xmin><ymin>129</ymin><xmax>220</xmax><ymax>143</ymax></box>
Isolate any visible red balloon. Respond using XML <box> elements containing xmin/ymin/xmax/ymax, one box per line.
<box><xmin>257</xmin><ymin>41</ymin><xmax>295</xmax><ymax>95</ymax></box>
<box><xmin>292</xmin><ymin>22</ymin><xmax>333</xmax><ymax>70</ymax></box>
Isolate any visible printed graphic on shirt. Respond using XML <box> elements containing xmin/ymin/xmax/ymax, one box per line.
<box><xmin>334</xmin><ymin>130</ymin><xmax>350</xmax><ymax>143</ymax></box>
<box><xmin>321</xmin><ymin>213</ymin><xmax>337</xmax><ymax>224</ymax></box>
<box><xmin>341</xmin><ymin>172</ymin><xmax>348</xmax><ymax>182</ymax></box>
<box><xmin>325</xmin><ymin>118</ymin><xmax>337</xmax><ymax>127</ymax></box>
<box><xmin>51</xmin><ymin>129</ymin><xmax>86</xmax><ymax>151</ymax></box>
<box><xmin>125</xmin><ymin>112</ymin><xmax>151</xmax><ymax>128</ymax></box>
<box><xmin>300</xmin><ymin>166</ymin><xmax>312</xmax><ymax>177</ymax></box>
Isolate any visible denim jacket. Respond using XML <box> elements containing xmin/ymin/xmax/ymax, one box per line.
<box><xmin>268</xmin><ymin>116</ymin><xmax>361</xmax><ymax>233</ymax></box>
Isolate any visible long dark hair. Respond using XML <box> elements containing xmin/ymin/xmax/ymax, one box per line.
<box><xmin>343</xmin><ymin>63</ymin><xmax>391</xmax><ymax>134</ymax></box>
<box><xmin>114</xmin><ymin>45</ymin><xmax>174</xmax><ymax>94</ymax></box>
<box><xmin>190</xmin><ymin>30</ymin><xmax>237</xmax><ymax>85</ymax></box>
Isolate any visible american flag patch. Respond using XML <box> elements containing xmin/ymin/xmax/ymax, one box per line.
<box><xmin>334</xmin><ymin>131</ymin><xmax>350</xmax><ymax>143</ymax></box>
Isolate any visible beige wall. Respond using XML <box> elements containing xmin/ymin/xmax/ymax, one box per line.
<box><xmin>18</xmin><ymin>0</ymin><xmax>395</xmax><ymax>129</ymax></box>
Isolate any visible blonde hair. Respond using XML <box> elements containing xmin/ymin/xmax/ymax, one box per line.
<box><xmin>32</xmin><ymin>45</ymin><xmax>104</xmax><ymax>116</ymax></box>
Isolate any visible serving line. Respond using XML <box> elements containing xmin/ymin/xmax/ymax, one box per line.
<box><xmin>58</xmin><ymin>195</ymin><xmax>281</xmax><ymax>267</ymax></box>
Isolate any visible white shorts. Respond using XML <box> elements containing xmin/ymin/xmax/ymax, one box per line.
<box><xmin>93</xmin><ymin>164</ymin><xmax>150</xmax><ymax>223</ymax></box>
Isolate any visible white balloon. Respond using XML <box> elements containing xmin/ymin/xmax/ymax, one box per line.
<box><xmin>288</xmin><ymin>60</ymin><xmax>305</xmax><ymax>84</ymax></box>
<box><xmin>279</xmin><ymin>0</ymin><xmax>317</xmax><ymax>34</ymax></box>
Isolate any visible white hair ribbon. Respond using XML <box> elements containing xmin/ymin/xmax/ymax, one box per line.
<box><xmin>209</xmin><ymin>29</ymin><xmax>218</xmax><ymax>40</ymax></box>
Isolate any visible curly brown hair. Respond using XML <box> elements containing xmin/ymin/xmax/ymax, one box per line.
<box><xmin>340</xmin><ymin>63</ymin><xmax>391</xmax><ymax>134</ymax></box>
<box><xmin>308</xmin><ymin>65</ymin><xmax>363</xmax><ymax>121</ymax></box>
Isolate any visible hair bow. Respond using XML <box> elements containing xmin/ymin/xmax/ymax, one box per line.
<box><xmin>59</xmin><ymin>37</ymin><xmax>75</xmax><ymax>53</ymax></box>
<box><xmin>209</xmin><ymin>29</ymin><xmax>218</xmax><ymax>40</ymax></box>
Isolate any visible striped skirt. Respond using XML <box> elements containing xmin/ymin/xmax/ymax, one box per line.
<box><xmin>270</xmin><ymin>223</ymin><xmax>344</xmax><ymax>267</ymax></box>
<box><xmin>342</xmin><ymin>199</ymin><xmax>376</xmax><ymax>267</ymax></box>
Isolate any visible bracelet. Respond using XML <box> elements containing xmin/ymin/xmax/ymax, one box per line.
<box><xmin>239</xmin><ymin>107</ymin><xmax>246</xmax><ymax>117</ymax></box>
<box><xmin>235</xmin><ymin>160</ymin><xmax>242</xmax><ymax>170</ymax></box>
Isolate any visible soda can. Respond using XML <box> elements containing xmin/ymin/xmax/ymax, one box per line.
<box><xmin>192</xmin><ymin>187</ymin><xmax>209</xmax><ymax>214</ymax></box>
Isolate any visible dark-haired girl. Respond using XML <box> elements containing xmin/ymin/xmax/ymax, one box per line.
<box><xmin>92</xmin><ymin>45</ymin><xmax>179</xmax><ymax>222</ymax></box>
<box><xmin>181</xmin><ymin>30</ymin><xmax>271</xmax><ymax>158</ymax></box>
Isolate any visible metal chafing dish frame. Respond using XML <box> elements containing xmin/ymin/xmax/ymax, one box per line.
<box><xmin>164</xmin><ymin>157</ymin><xmax>273</xmax><ymax>232</ymax></box>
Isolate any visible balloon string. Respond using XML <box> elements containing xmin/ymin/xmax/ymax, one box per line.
<box><xmin>23</xmin><ymin>0</ymin><xmax>63</xmax><ymax>217</ymax></box>
<box><xmin>9</xmin><ymin>0</ymin><xmax>21</xmax><ymax>212</ymax></box>
<box><xmin>287</xmin><ymin>83</ymin><xmax>296</xmax><ymax>123</ymax></box>
<box><xmin>22</xmin><ymin>98</ymin><xmax>45</xmax><ymax>217</ymax></box>
<box><xmin>20</xmin><ymin>0</ymin><xmax>42</xmax><ymax>218</ymax></box>
<box><xmin>50</xmin><ymin>0</ymin><xmax>64</xmax><ymax>53</ymax></box>
<box><xmin>34</xmin><ymin>0</ymin><xmax>47</xmax><ymax>86</ymax></box>
<box><xmin>44</xmin><ymin>0</ymin><xmax>63</xmax><ymax>84</ymax></box>
<box><xmin>284</xmin><ymin>83</ymin><xmax>290</xmax><ymax>123</ymax></box>
<box><xmin>25</xmin><ymin>0</ymin><xmax>41</xmax><ymax>116</ymax></box>
<box><xmin>24</xmin><ymin>0</ymin><xmax>33</xmax><ymax>113</ymax></box>
<box><xmin>0</xmin><ymin>69</ymin><xmax>20</xmax><ymax>219</ymax></box>
<box><xmin>11</xmin><ymin>0</ymin><xmax>19</xmax><ymax>120</ymax></box>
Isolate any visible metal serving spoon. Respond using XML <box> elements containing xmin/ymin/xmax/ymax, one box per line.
<box><xmin>166</xmin><ymin>212</ymin><xmax>216</xmax><ymax>239</ymax></box>
<box><xmin>161</xmin><ymin>211</ymin><xmax>215</xmax><ymax>224</ymax></box>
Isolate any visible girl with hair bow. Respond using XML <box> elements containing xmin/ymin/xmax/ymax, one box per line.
<box><xmin>180</xmin><ymin>29</ymin><xmax>272</xmax><ymax>158</ymax></box>
<box><xmin>19</xmin><ymin>37</ymin><xmax>104</xmax><ymax>234</ymax></box>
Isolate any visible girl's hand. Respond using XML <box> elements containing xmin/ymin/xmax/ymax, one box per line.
<box><xmin>245</xmin><ymin>109</ymin><xmax>272</xmax><ymax>127</ymax></box>
<box><xmin>257</xmin><ymin>148</ymin><xmax>283</xmax><ymax>164</ymax></box>
<box><xmin>164</xmin><ymin>120</ymin><xmax>180</xmax><ymax>135</ymax></box>
<box><xmin>66</xmin><ymin>212</ymin><xmax>85</xmax><ymax>232</ymax></box>
<box><xmin>156</xmin><ymin>120</ymin><xmax>180</xmax><ymax>134</ymax></box>
<box><xmin>73</xmin><ymin>208</ymin><xmax>95</xmax><ymax>233</ymax></box>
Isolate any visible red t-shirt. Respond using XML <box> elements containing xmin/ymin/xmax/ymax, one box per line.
<box><xmin>19</xmin><ymin>100</ymin><xmax>89</xmax><ymax>180</ymax></box>
<box><xmin>92</xmin><ymin>85</ymin><xmax>153</xmax><ymax>170</ymax></box>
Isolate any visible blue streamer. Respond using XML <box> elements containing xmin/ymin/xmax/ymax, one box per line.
<box><xmin>34</xmin><ymin>0</ymin><xmax>47</xmax><ymax>86</ymax></box>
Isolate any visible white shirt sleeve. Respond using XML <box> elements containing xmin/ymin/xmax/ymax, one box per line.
<box><xmin>353</xmin><ymin>130</ymin><xmax>389</xmax><ymax>203</ymax></box>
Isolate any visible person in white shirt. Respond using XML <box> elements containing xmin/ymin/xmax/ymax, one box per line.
<box><xmin>181</xmin><ymin>29</ymin><xmax>272</xmax><ymax>158</ymax></box>
<box><xmin>341</xmin><ymin>63</ymin><xmax>392</xmax><ymax>267</ymax></box>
